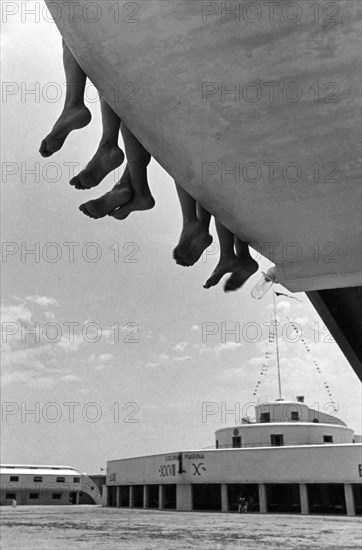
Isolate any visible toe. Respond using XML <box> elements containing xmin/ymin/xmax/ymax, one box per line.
<box><xmin>224</xmin><ymin>283</ymin><xmax>235</xmax><ymax>292</ymax></box>
<box><xmin>39</xmin><ymin>141</ymin><xmax>53</xmax><ymax>158</ymax></box>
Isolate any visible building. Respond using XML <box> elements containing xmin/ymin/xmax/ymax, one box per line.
<box><xmin>105</xmin><ymin>397</ymin><xmax>362</xmax><ymax>515</ymax></box>
<box><xmin>0</xmin><ymin>465</ymin><xmax>102</xmax><ymax>505</ymax></box>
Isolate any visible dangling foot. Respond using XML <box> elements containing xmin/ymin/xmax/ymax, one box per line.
<box><xmin>39</xmin><ymin>104</ymin><xmax>91</xmax><ymax>157</ymax></box>
<box><xmin>70</xmin><ymin>144</ymin><xmax>125</xmax><ymax>190</ymax></box>
<box><xmin>224</xmin><ymin>258</ymin><xmax>259</xmax><ymax>292</ymax></box>
<box><xmin>173</xmin><ymin>222</ymin><xmax>213</xmax><ymax>267</ymax></box>
<box><xmin>79</xmin><ymin>164</ymin><xmax>132</xmax><ymax>219</ymax></box>
<box><xmin>204</xmin><ymin>256</ymin><xmax>250</xmax><ymax>289</ymax></box>
<box><xmin>109</xmin><ymin>194</ymin><xmax>155</xmax><ymax>220</ymax></box>
<box><xmin>79</xmin><ymin>185</ymin><xmax>132</xmax><ymax>219</ymax></box>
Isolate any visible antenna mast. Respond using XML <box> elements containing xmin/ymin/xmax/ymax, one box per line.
<box><xmin>273</xmin><ymin>291</ymin><xmax>282</xmax><ymax>400</ymax></box>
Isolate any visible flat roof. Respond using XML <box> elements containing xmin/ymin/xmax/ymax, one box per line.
<box><xmin>0</xmin><ymin>465</ymin><xmax>81</xmax><ymax>476</ymax></box>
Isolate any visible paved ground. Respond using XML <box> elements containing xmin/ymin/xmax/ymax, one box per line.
<box><xmin>1</xmin><ymin>506</ymin><xmax>361</xmax><ymax>550</ymax></box>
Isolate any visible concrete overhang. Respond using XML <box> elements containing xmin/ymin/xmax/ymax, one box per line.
<box><xmin>44</xmin><ymin>0</ymin><xmax>361</xmax><ymax>293</ymax></box>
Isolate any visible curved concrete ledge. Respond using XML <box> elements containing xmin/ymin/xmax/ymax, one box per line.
<box><xmin>44</xmin><ymin>0</ymin><xmax>361</xmax><ymax>292</ymax></box>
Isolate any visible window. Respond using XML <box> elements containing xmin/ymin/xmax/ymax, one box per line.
<box><xmin>260</xmin><ymin>412</ymin><xmax>270</xmax><ymax>423</ymax></box>
<box><xmin>29</xmin><ymin>493</ymin><xmax>39</xmax><ymax>499</ymax></box>
<box><xmin>56</xmin><ymin>477</ymin><xmax>65</xmax><ymax>483</ymax></box>
<box><xmin>73</xmin><ymin>477</ymin><xmax>80</xmax><ymax>483</ymax></box>
<box><xmin>9</xmin><ymin>476</ymin><xmax>19</xmax><ymax>482</ymax></box>
<box><xmin>291</xmin><ymin>411</ymin><xmax>299</xmax><ymax>421</ymax></box>
<box><xmin>232</xmin><ymin>436</ymin><xmax>242</xmax><ymax>448</ymax></box>
<box><xmin>33</xmin><ymin>476</ymin><xmax>43</xmax><ymax>483</ymax></box>
<box><xmin>6</xmin><ymin>493</ymin><xmax>16</xmax><ymax>499</ymax></box>
<box><xmin>323</xmin><ymin>435</ymin><xmax>333</xmax><ymax>443</ymax></box>
<box><xmin>52</xmin><ymin>494</ymin><xmax>61</xmax><ymax>499</ymax></box>
<box><xmin>271</xmin><ymin>434</ymin><xmax>284</xmax><ymax>446</ymax></box>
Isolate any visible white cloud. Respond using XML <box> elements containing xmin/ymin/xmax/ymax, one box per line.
<box><xmin>144</xmin><ymin>362</ymin><xmax>159</xmax><ymax>368</ymax></box>
<box><xmin>44</xmin><ymin>310</ymin><xmax>56</xmax><ymax>321</ymax></box>
<box><xmin>173</xmin><ymin>355</ymin><xmax>191</xmax><ymax>362</ymax></box>
<box><xmin>172</xmin><ymin>341</ymin><xmax>188</xmax><ymax>352</ymax></box>
<box><xmin>60</xmin><ymin>374</ymin><xmax>79</xmax><ymax>383</ymax></box>
<box><xmin>25</xmin><ymin>295</ymin><xmax>59</xmax><ymax>308</ymax></box>
<box><xmin>98</xmin><ymin>353</ymin><xmax>113</xmax><ymax>363</ymax></box>
<box><xmin>214</xmin><ymin>341</ymin><xmax>244</xmax><ymax>353</ymax></box>
<box><xmin>1</xmin><ymin>303</ymin><xmax>32</xmax><ymax>324</ymax></box>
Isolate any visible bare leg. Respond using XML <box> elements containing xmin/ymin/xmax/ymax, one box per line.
<box><xmin>109</xmin><ymin>123</ymin><xmax>154</xmax><ymax>219</ymax></box>
<box><xmin>79</xmin><ymin>164</ymin><xmax>132</xmax><ymax>219</ymax></box>
<box><xmin>224</xmin><ymin>239</ymin><xmax>259</xmax><ymax>291</ymax></box>
<box><xmin>204</xmin><ymin>222</ymin><xmax>237</xmax><ymax>288</ymax></box>
<box><xmin>39</xmin><ymin>40</ymin><xmax>91</xmax><ymax>157</ymax></box>
<box><xmin>204</xmin><ymin>222</ymin><xmax>258</xmax><ymax>290</ymax></box>
<box><xmin>71</xmin><ymin>98</ymin><xmax>124</xmax><ymax>189</ymax></box>
<box><xmin>173</xmin><ymin>186</ymin><xmax>213</xmax><ymax>267</ymax></box>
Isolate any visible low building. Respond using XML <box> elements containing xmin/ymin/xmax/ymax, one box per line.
<box><xmin>105</xmin><ymin>397</ymin><xmax>362</xmax><ymax>515</ymax></box>
<box><xmin>0</xmin><ymin>465</ymin><xmax>102</xmax><ymax>505</ymax></box>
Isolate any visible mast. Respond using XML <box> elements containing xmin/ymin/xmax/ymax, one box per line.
<box><xmin>273</xmin><ymin>291</ymin><xmax>282</xmax><ymax>400</ymax></box>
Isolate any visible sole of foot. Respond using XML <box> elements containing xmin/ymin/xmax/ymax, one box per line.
<box><xmin>173</xmin><ymin>223</ymin><xmax>213</xmax><ymax>267</ymax></box>
<box><xmin>70</xmin><ymin>146</ymin><xmax>124</xmax><ymax>190</ymax></box>
<box><xmin>203</xmin><ymin>257</ymin><xmax>246</xmax><ymax>289</ymax></box>
<box><xmin>79</xmin><ymin>187</ymin><xmax>132</xmax><ymax>219</ymax></box>
<box><xmin>224</xmin><ymin>259</ymin><xmax>259</xmax><ymax>292</ymax></box>
<box><xmin>39</xmin><ymin>105</ymin><xmax>91</xmax><ymax>157</ymax></box>
<box><xmin>109</xmin><ymin>195</ymin><xmax>155</xmax><ymax>219</ymax></box>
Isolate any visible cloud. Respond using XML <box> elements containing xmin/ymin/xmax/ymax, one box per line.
<box><xmin>214</xmin><ymin>341</ymin><xmax>244</xmax><ymax>353</ymax></box>
<box><xmin>98</xmin><ymin>353</ymin><xmax>113</xmax><ymax>363</ymax></box>
<box><xmin>60</xmin><ymin>374</ymin><xmax>79</xmax><ymax>383</ymax></box>
<box><xmin>91</xmin><ymin>353</ymin><xmax>114</xmax><ymax>370</ymax></box>
<box><xmin>25</xmin><ymin>295</ymin><xmax>59</xmax><ymax>308</ymax></box>
<box><xmin>1</xmin><ymin>303</ymin><xmax>32</xmax><ymax>324</ymax></box>
<box><xmin>172</xmin><ymin>341</ymin><xmax>188</xmax><ymax>352</ymax></box>
<box><xmin>173</xmin><ymin>355</ymin><xmax>191</xmax><ymax>362</ymax></box>
<box><xmin>144</xmin><ymin>362</ymin><xmax>159</xmax><ymax>368</ymax></box>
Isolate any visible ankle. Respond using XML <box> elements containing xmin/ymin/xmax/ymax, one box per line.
<box><xmin>65</xmin><ymin>99</ymin><xmax>85</xmax><ymax>109</ymax></box>
<box><xmin>219</xmin><ymin>253</ymin><xmax>236</xmax><ymax>262</ymax></box>
<box><xmin>99</xmin><ymin>139</ymin><xmax>119</xmax><ymax>149</ymax></box>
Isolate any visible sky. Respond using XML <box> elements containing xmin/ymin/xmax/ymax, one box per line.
<box><xmin>1</xmin><ymin>2</ymin><xmax>361</xmax><ymax>475</ymax></box>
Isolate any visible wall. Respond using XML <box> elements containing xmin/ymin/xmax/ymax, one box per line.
<box><xmin>215</xmin><ymin>423</ymin><xmax>354</xmax><ymax>448</ymax></box>
<box><xmin>107</xmin><ymin>444</ymin><xmax>362</xmax><ymax>486</ymax></box>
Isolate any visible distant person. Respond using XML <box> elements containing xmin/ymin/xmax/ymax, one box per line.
<box><xmin>242</xmin><ymin>498</ymin><xmax>249</xmax><ymax>513</ymax></box>
<box><xmin>238</xmin><ymin>496</ymin><xmax>245</xmax><ymax>513</ymax></box>
<box><xmin>12</xmin><ymin>499</ymin><xmax>17</xmax><ymax>508</ymax></box>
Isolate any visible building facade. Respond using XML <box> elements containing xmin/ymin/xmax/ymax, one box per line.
<box><xmin>0</xmin><ymin>465</ymin><xmax>102</xmax><ymax>506</ymax></box>
<box><xmin>105</xmin><ymin>398</ymin><xmax>362</xmax><ymax>515</ymax></box>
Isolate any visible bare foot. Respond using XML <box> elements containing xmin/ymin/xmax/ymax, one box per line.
<box><xmin>70</xmin><ymin>144</ymin><xmax>124</xmax><ymax>190</ymax></box>
<box><xmin>109</xmin><ymin>194</ymin><xmax>155</xmax><ymax>219</ymax></box>
<box><xmin>224</xmin><ymin>258</ymin><xmax>259</xmax><ymax>292</ymax></box>
<box><xmin>203</xmin><ymin>256</ymin><xmax>245</xmax><ymax>289</ymax></box>
<box><xmin>39</xmin><ymin>104</ymin><xmax>91</xmax><ymax>157</ymax></box>
<box><xmin>80</xmin><ymin>164</ymin><xmax>132</xmax><ymax>219</ymax></box>
<box><xmin>79</xmin><ymin>186</ymin><xmax>132</xmax><ymax>219</ymax></box>
<box><xmin>173</xmin><ymin>222</ymin><xmax>213</xmax><ymax>267</ymax></box>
